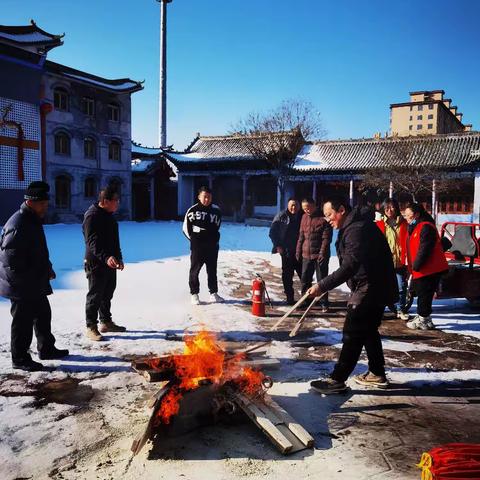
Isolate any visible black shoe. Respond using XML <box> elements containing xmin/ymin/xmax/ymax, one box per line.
<box><xmin>38</xmin><ymin>348</ymin><xmax>69</xmax><ymax>360</ymax></box>
<box><xmin>319</xmin><ymin>305</ymin><xmax>330</xmax><ymax>314</ymax></box>
<box><xmin>12</xmin><ymin>359</ymin><xmax>46</xmax><ymax>372</ymax></box>
<box><xmin>310</xmin><ymin>378</ymin><xmax>348</xmax><ymax>394</ymax></box>
<box><xmin>286</xmin><ymin>296</ymin><xmax>295</xmax><ymax>306</ymax></box>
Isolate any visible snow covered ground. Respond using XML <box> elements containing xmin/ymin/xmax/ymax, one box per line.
<box><xmin>0</xmin><ymin>221</ymin><xmax>479</xmax><ymax>480</ymax></box>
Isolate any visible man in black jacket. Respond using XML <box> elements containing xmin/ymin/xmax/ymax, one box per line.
<box><xmin>308</xmin><ymin>197</ymin><xmax>398</xmax><ymax>394</ymax></box>
<box><xmin>83</xmin><ymin>185</ymin><xmax>125</xmax><ymax>341</ymax></box>
<box><xmin>0</xmin><ymin>181</ymin><xmax>68</xmax><ymax>371</ymax></box>
<box><xmin>183</xmin><ymin>186</ymin><xmax>222</xmax><ymax>305</ymax></box>
<box><xmin>269</xmin><ymin>198</ymin><xmax>302</xmax><ymax>305</ymax></box>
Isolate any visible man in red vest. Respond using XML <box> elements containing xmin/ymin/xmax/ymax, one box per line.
<box><xmin>404</xmin><ymin>203</ymin><xmax>448</xmax><ymax>330</ymax></box>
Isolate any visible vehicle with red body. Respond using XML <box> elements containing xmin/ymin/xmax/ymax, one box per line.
<box><xmin>438</xmin><ymin>222</ymin><xmax>480</xmax><ymax>306</ymax></box>
<box><xmin>406</xmin><ymin>222</ymin><xmax>480</xmax><ymax>309</ymax></box>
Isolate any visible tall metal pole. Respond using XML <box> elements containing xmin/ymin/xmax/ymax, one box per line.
<box><xmin>158</xmin><ymin>0</ymin><xmax>171</xmax><ymax>148</ymax></box>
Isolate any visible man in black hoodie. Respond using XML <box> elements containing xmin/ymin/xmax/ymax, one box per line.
<box><xmin>83</xmin><ymin>185</ymin><xmax>125</xmax><ymax>341</ymax></box>
<box><xmin>0</xmin><ymin>181</ymin><xmax>68</xmax><ymax>371</ymax></box>
<box><xmin>183</xmin><ymin>186</ymin><xmax>222</xmax><ymax>305</ymax></box>
<box><xmin>308</xmin><ymin>197</ymin><xmax>398</xmax><ymax>394</ymax></box>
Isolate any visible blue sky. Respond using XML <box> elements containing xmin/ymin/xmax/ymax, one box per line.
<box><xmin>2</xmin><ymin>0</ymin><xmax>480</xmax><ymax>149</ymax></box>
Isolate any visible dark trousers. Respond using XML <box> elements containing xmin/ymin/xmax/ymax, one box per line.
<box><xmin>189</xmin><ymin>244</ymin><xmax>219</xmax><ymax>295</ymax></box>
<box><xmin>10</xmin><ymin>296</ymin><xmax>56</xmax><ymax>363</ymax></box>
<box><xmin>413</xmin><ymin>272</ymin><xmax>442</xmax><ymax>317</ymax></box>
<box><xmin>301</xmin><ymin>257</ymin><xmax>329</xmax><ymax>305</ymax></box>
<box><xmin>331</xmin><ymin>302</ymin><xmax>386</xmax><ymax>382</ymax></box>
<box><xmin>281</xmin><ymin>253</ymin><xmax>302</xmax><ymax>300</ymax></box>
<box><xmin>85</xmin><ymin>265</ymin><xmax>117</xmax><ymax>327</ymax></box>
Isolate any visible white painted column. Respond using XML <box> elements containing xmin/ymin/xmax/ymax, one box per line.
<box><xmin>473</xmin><ymin>172</ymin><xmax>480</xmax><ymax>223</ymax></box>
<box><xmin>177</xmin><ymin>173</ymin><xmax>183</xmax><ymax>217</ymax></box>
<box><xmin>349</xmin><ymin>179</ymin><xmax>354</xmax><ymax>207</ymax></box>
<box><xmin>432</xmin><ymin>179</ymin><xmax>437</xmax><ymax>222</ymax></box>
<box><xmin>150</xmin><ymin>176</ymin><xmax>155</xmax><ymax>220</ymax></box>
<box><xmin>389</xmin><ymin>181</ymin><xmax>393</xmax><ymax>198</ymax></box>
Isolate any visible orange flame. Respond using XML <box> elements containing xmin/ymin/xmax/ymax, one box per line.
<box><xmin>150</xmin><ymin>330</ymin><xmax>266</xmax><ymax>425</ymax></box>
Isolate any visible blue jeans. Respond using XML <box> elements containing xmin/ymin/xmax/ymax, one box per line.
<box><xmin>395</xmin><ymin>267</ymin><xmax>408</xmax><ymax>313</ymax></box>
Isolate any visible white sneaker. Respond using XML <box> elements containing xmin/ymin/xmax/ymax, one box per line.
<box><xmin>397</xmin><ymin>311</ymin><xmax>410</xmax><ymax>321</ymax></box>
<box><xmin>407</xmin><ymin>315</ymin><xmax>434</xmax><ymax>330</ymax></box>
<box><xmin>209</xmin><ymin>293</ymin><xmax>224</xmax><ymax>303</ymax></box>
<box><xmin>424</xmin><ymin>316</ymin><xmax>435</xmax><ymax>329</ymax></box>
<box><xmin>191</xmin><ymin>294</ymin><xmax>200</xmax><ymax>305</ymax></box>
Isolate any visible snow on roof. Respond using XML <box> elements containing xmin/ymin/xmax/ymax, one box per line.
<box><xmin>0</xmin><ymin>31</ymin><xmax>55</xmax><ymax>43</ymax></box>
<box><xmin>131</xmin><ymin>159</ymin><xmax>155</xmax><ymax>173</ymax></box>
<box><xmin>131</xmin><ymin>144</ymin><xmax>163</xmax><ymax>155</ymax></box>
<box><xmin>0</xmin><ymin>21</ymin><xmax>63</xmax><ymax>52</ymax></box>
<box><xmin>293</xmin><ymin>132</ymin><xmax>480</xmax><ymax>172</ymax></box>
<box><xmin>62</xmin><ymin>73</ymin><xmax>142</xmax><ymax>92</ymax></box>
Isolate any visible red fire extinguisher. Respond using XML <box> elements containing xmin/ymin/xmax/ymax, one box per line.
<box><xmin>252</xmin><ymin>276</ymin><xmax>266</xmax><ymax>317</ymax></box>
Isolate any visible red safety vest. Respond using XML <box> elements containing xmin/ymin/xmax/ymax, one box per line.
<box><xmin>407</xmin><ymin>221</ymin><xmax>448</xmax><ymax>279</ymax></box>
<box><xmin>376</xmin><ymin>218</ymin><xmax>408</xmax><ymax>266</ymax></box>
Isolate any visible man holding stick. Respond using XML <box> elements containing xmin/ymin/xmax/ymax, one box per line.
<box><xmin>308</xmin><ymin>197</ymin><xmax>398</xmax><ymax>394</ymax></box>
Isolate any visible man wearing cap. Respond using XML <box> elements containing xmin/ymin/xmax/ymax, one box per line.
<box><xmin>0</xmin><ymin>181</ymin><xmax>69</xmax><ymax>371</ymax></box>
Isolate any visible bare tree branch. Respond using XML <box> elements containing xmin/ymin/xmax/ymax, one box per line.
<box><xmin>231</xmin><ymin>98</ymin><xmax>325</xmax><ymax>171</ymax></box>
<box><xmin>360</xmin><ymin>136</ymin><xmax>462</xmax><ymax>202</ymax></box>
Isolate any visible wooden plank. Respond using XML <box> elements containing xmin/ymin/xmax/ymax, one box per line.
<box><xmin>131</xmin><ymin>382</ymin><xmax>172</xmax><ymax>456</ymax></box>
<box><xmin>263</xmin><ymin>396</ymin><xmax>314</xmax><ymax>448</ymax></box>
<box><xmin>234</xmin><ymin>392</ymin><xmax>293</xmax><ymax>454</ymax></box>
<box><xmin>251</xmin><ymin>398</ymin><xmax>309</xmax><ymax>452</ymax></box>
<box><xmin>240</xmin><ymin>358</ymin><xmax>281</xmax><ymax>370</ymax></box>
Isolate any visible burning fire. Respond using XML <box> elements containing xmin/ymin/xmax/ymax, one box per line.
<box><xmin>147</xmin><ymin>330</ymin><xmax>265</xmax><ymax>425</ymax></box>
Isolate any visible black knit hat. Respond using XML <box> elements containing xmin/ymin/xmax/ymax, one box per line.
<box><xmin>24</xmin><ymin>181</ymin><xmax>50</xmax><ymax>201</ymax></box>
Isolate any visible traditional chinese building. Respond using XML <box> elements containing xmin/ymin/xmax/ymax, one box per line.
<box><xmin>131</xmin><ymin>143</ymin><xmax>177</xmax><ymax>221</ymax></box>
<box><xmin>0</xmin><ymin>21</ymin><xmax>143</xmax><ymax>224</ymax></box>
<box><xmin>165</xmin><ymin>131</ymin><xmax>480</xmax><ymax>224</ymax></box>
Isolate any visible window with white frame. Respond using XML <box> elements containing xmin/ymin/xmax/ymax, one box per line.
<box><xmin>108</xmin><ymin>103</ymin><xmax>120</xmax><ymax>122</ymax></box>
<box><xmin>54</xmin><ymin>132</ymin><xmax>70</xmax><ymax>155</ymax></box>
<box><xmin>54</xmin><ymin>87</ymin><xmax>69</xmax><ymax>111</ymax></box>
<box><xmin>108</xmin><ymin>140</ymin><xmax>121</xmax><ymax>161</ymax></box>
<box><xmin>84</xmin><ymin>137</ymin><xmax>96</xmax><ymax>159</ymax></box>
<box><xmin>81</xmin><ymin>97</ymin><xmax>95</xmax><ymax>117</ymax></box>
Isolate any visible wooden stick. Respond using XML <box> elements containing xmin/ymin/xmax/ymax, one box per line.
<box><xmin>289</xmin><ymin>292</ymin><xmax>327</xmax><ymax>338</ymax></box>
<box><xmin>271</xmin><ymin>291</ymin><xmax>310</xmax><ymax>331</ymax></box>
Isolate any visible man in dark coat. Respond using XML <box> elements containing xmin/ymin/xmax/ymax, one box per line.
<box><xmin>308</xmin><ymin>197</ymin><xmax>398</xmax><ymax>394</ymax></box>
<box><xmin>183</xmin><ymin>186</ymin><xmax>222</xmax><ymax>305</ymax></box>
<box><xmin>0</xmin><ymin>181</ymin><xmax>69</xmax><ymax>371</ymax></box>
<box><xmin>296</xmin><ymin>198</ymin><xmax>332</xmax><ymax>311</ymax></box>
<box><xmin>83</xmin><ymin>185</ymin><xmax>125</xmax><ymax>341</ymax></box>
<box><xmin>269</xmin><ymin>198</ymin><xmax>302</xmax><ymax>305</ymax></box>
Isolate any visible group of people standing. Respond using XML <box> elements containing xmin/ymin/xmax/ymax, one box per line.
<box><xmin>270</xmin><ymin>195</ymin><xmax>449</xmax><ymax>394</ymax></box>
<box><xmin>0</xmin><ymin>182</ymin><xmax>126</xmax><ymax>371</ymax></box>
<box><xmin>0</xmin><ymin>181</ymin><xmax>448</xmax><ymax>387</ymax></box>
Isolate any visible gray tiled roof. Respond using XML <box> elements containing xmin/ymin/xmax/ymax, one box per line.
<box><xmin>0</xmin><ymin>20</ymin><xmax>63</xmax><ymax>52</ymax></box>
<box><xmin>293</xmin><ymin>132</ymin><xmax>480</xmax><ymax>172</ymax></box>
<box><xmin>168</xmin><ymin>132</ymin><xmax>299</xmax><ymax>164</ymax></box>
